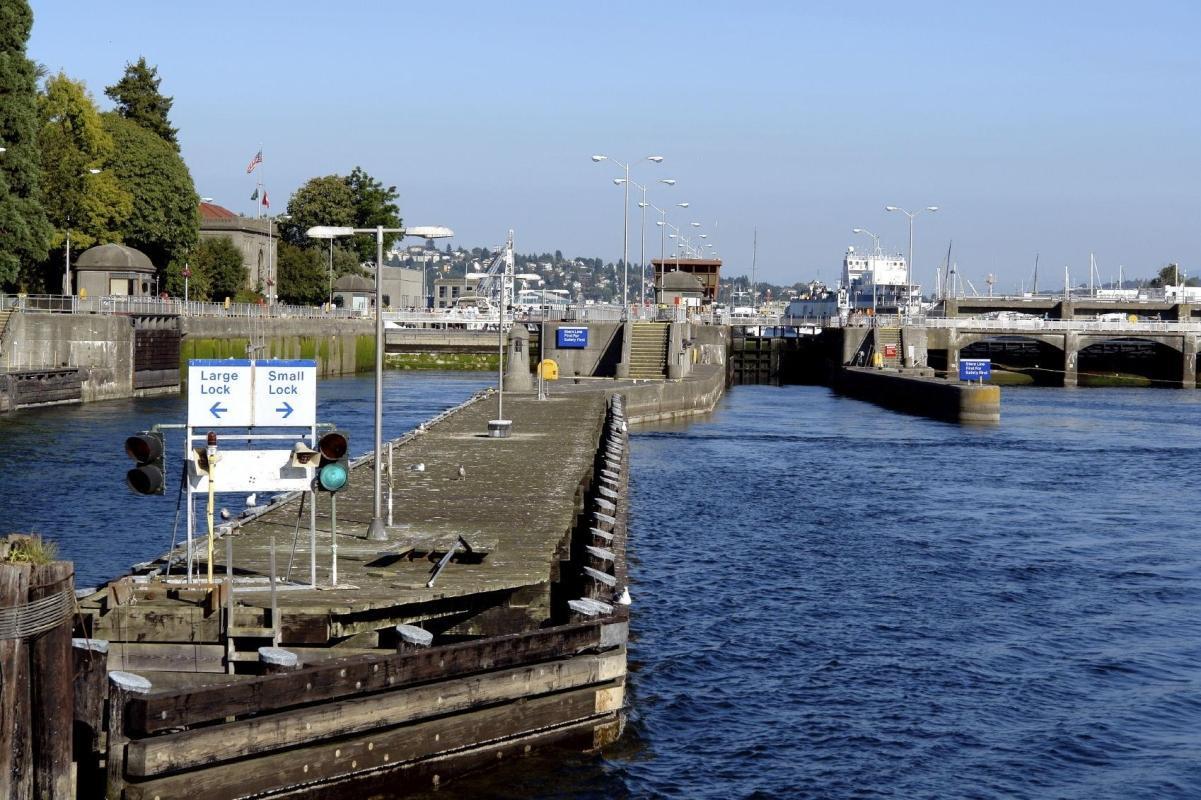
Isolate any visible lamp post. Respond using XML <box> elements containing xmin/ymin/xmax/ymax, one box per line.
<box><xmin>622</xmin><ymin>177</ymin><xmax>676</xmax><ymax>312</ymax></box>
<box><xmin>307</xmin><ymin>228</ymin><xmax>339</xmax><ymax>308</ymax></box>
<box><xmin>852</xmin><ymin>227</ymin><xmax>882</xmax><ymax>310</ymax></box>
<box><xmin>884</xmin><ymin>204</ymin><xmax>938</xmax><ymax>316</ymax></box>
<box><xmin>64</xmin><ymin>168</ymin><xmax>102</xmax><ymax>296</ymax></box>
<box><xmin>467</xmin><ymin>263</ymin><xmax>539</xmax><ymax>436</ymax></box>
<box><xmin>592</xmin><ymin>154</ymin><xmax>662</xmax><ymax>315</ymax></box>
<box><xmin>307</xmin><ymin>223</ymin><xmax>454</xmax><ymax>541</ymax></box>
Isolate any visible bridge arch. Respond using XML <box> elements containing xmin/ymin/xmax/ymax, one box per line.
<box><xmin>1076</xmin><ymin>336</ymin><xmax>1186</xmax><ymax>387</ymax></box>
<box><xmin>951</xmin><ymin>334</ymin><xmax>1067</xmax><ymax>386</ymax></box>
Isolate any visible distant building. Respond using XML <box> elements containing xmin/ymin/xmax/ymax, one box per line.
<box><xmin>433</xmin><ymin>276</ymin><xmax>479</xmax><ymax>309</ymax></box>
<box><xmin>655</xmin><ymin>270</ymin><xmax>706</xmax><ymax>307</ymax></box>
<box><xmin>651</xmin><ymin>257</ymin><xmax>722</xmax><ymax>303</ymax></box>
<box><xmin>73</xmin><ymin>243</ymin><xmax>157</xmax><ymax>297</ymax></box>
<box><xmin>198</xmin><ymin>202</ymin><xmax>278</xmax><ymax>299</ymax></box>
<box><xmin>333</xmin><ymin>265</ymin><xmax>424</xmax><ymax>312</ymax></box>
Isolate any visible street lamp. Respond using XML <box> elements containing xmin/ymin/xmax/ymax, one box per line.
<box><xmin>63</xmin><ymin>168</ymin><xmax>103</xmax><ymax>296</ymax></box>
<box><xmin>306</xmin><ymin>227</ymin><xmax>339</xmax><ymax>308</ymax></box>
<box><xmin>307</xmin><ymin>223</ymin><xmax>454</xmax><ymax>541</ymax></box>
<box><xmin>627</xmin><ymin>177</ymin><xmax>676</xmax><ymax>310</ymax></box>
<box><xmin>852</xmin><ymin>227</ymin><xmax>883</xmax><ymax>309</ymax></box>
<box><xmin>592</xmin><ymin>154</ymin><xmax>663</xmax><ymax>314</ymax></box>
<box><xmin>467</xmin><ymin>265</ymin><xmax>539</xmax><ymax>437</ymax></box>
<box><xmin>885</xmin><ymin>204</ymin><xmax>939</xmax><ymax>315</ymax></box>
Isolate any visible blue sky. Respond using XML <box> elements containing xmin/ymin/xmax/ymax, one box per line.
<box><xmin>27</xmin><ymin>1</ymin><xmax>1201</xmax><ymax>289</ymax></box>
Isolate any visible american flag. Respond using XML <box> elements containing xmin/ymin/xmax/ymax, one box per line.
<box><xmin>246</xmin><ymin>149</ymin><xmax>263</xmax><ymax>174</ymax></box>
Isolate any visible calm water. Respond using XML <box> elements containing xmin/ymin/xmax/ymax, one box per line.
<box><xmin>4</xmin><ymin>377</ymin><xmax>1200</xmax><ymax>798</ymax></box>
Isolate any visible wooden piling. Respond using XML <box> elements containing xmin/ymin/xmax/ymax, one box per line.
<box><xmin>30</xmin><ymin>561</ymin><xmax>74</xmax><ymax>799</ymax></box>
<box><xmin>71</xmin><ymin>638</ymin><xmax>109</xmax><ymax>788</ymax></box>
<box><xmin>0</xmin><ymin>563</ymin><xmax>33</xmax><ymax>800</ymax></box>
<box><xmin>106</xmin><ymin>671</ymin><xmax>152</xmax><ymax>799</ymax></box>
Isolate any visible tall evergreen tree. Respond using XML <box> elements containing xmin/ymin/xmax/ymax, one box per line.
<box><xmin>0</xmin><ymin>0</ymin><xmax>52</xmax><ymax>289</ymax></box>
<box><xmin>104</xmin><ymin>57</ymin><xmax>178</xmax><ymax>148</ymax></box>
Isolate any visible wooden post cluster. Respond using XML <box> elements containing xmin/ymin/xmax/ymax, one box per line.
<box><xmin>0</xmin><ymin>548</ymin><xmax>76</xmax><ymax>800</ymax></box>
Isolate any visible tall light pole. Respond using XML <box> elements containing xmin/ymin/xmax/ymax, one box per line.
<box><xmin>852</xmin><ymin>227</ymin><xmax>882</xmax><ymax>309</ymax></box>
<box><xmin>308</xmin><ymin>223</ymin><xmax>454</xmax><ymax>541</ymax></box>
<box><xmin>468</xmin><ymin>259</ymin><xmax>539</xmax><ymax>436</ymax></box>
<box><xmin>592</xmin><ymin>154</ymin><xmax>662</xmax><ymax>315</ymax></box>
<box><xmin>63</xmin><ymin>168</ymin><xmax>102</xmax><ymax>296</ymax></box>
<box><xmin>625</xmin><ymin>177</ymin><xmax>676</xmax><ymax>310</ymax></box>
<box><xmin>885</xmin><ymin>204</ymin><xmax>938</xmax><ymax>315</ymax></box>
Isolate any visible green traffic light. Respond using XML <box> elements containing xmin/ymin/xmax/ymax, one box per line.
<box><xmin>317</xmin><ymin>462</ymin><xmax>348</xmax><ymax>492</ymax></box>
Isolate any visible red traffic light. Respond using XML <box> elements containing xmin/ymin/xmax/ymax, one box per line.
<box><xmin>318</xmin><ymin>431</ymin><xmax>348</xmax><ymax>460</ymax></box>
<box><xmin>125</xmin><ymin>431</ymin><xmax>165</xmax><ymax>495</ymax></box>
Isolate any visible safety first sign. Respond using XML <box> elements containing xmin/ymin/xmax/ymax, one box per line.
<box><xmin>188</xmin><ymin>359</ymin><xmax>316</xmax><ymax>427</ymax></box>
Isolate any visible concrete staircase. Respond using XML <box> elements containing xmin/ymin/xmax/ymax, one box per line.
<box><xmin>0</xmin><ymin>309</ymin><xmax>12</xmax><ymax>363</ymax></box>
<box><xmin>628</xmin><ymin>323</ymin><xmax>669</xmax><ymax>379</ymax></box>
<box><xmin>875</xmin><ymin>327</ymin><xmax>902</xmax><ymax>368</ymax></box>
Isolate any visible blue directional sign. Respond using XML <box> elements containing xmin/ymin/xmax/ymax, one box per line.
<box><xmin>188</xmin><ymin>359</ymin><xmax>316</xmax><ymax>427</ymax></box>
<box><xmin>556</xmin><ymin>326</ymin><xmax>589</xmax><ymax>348</ymax></box>
<box><xmin>959</xmin><ymin>358</ymin><xmax>992</xmax><ymax>382</ymax></box>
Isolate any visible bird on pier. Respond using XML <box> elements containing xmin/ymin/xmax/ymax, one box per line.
<box><xmin>454</xmin><ymin>464</ymin><xmax>466</xmax><ymax>480</ymax></box>
<box><xmin>219</xmin><ymin>507</ymin><xmax>231</xmax><ymax>521</ymax></box>
<box><xmin>245</xmin><ymin>493</ymin><xmax>257</xmax><ymax>508</ymax></box>
<box><xmin>616</xmin><ymin>586</ymin><xmax>632</xmax><ymax>606</ymax></box>
<box><xmin>408</xmin><ymin>463</ymin><xmax>426</xmax><ymax>472</ymax></box>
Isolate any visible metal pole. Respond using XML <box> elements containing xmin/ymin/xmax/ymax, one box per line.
<box><xmin>906</xmin><ymin>212</ymin><xmax>915</xmax><ymax>317</ymax></box>
<box><xmin>498</xmin><ymin>271</ymin><xmax>505</xmax><ymax>421</ymax></box>
<box><xmin>622</xmin><ymin>162</ymin><xmax>629</xmax><ymax>316</ymax></box>
<box><xmin>63</xmin><ymin>221</ymin><xmax>71</xmax><ymax>297</ymax></box>
<box><xmin>330</xmin><ymin>494</ymin><xmax>338</xmax><ymax>586</ymax></box>
<box><xmin>328</xmin><ymin>238</ymin><xmax>334</xmax><ymax>307</ymax></box>
<box><xmin>639</xmin><ymin>185</ymin><xmax>647</xmax><ymax>311</ymax></box>
<box><xmin>367</xmin><ymin>225</ymin><xmax>388</xmax><ymax>541</ymax></box>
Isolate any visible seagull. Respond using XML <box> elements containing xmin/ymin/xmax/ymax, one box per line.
<box><xmin>245</xmin><ymin>493</ymin><xmax>257</xmax><ymax>508</ymax></box>
<box><xmin>616</xmin><ymin>586</ymin><xmax>632</xmax><ymax>606</ymax></box>
<box><xmin>455</xmin><ymin>464</ymin><xmax>466</xmax><ymax>480</ymax></box>
<box><xmin>408</xmin><ymin>463</ymin><xmax>426</xmax><ymax>472</ymax></box>
<box><xmin>219</xmin><ymin>508</ymin><xmax>231</xmax><ymax>521</ymax></box>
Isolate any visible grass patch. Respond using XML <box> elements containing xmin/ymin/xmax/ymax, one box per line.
<box><xmin>4</xmin><ymin>536</ymin><xmax>58</xmax><ymax>565</ymax></box>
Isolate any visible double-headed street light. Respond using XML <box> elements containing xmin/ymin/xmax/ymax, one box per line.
<box><xmin>467</xmin><ymin>264</ymin><xmax>539</xmax><ymax>436</ymax></box>
<box><xmin>64</xmin><ymin>168</ymin><xmax>103</xmax><ymax>296</ymax></box>
<box><xmin>626</xmin><ymin>177</ymin><xmax>676</xmax><ymax>308</ymax></box>
<box><xmin>592</xmin><ymin>154</ymin><xmax>663</xmax><ymax>314</ymax></box>
<box><xmin>885</xmin><ymin>204</ymin><xmax>939</xmax><ymax>315</ymax></box>
<box><xmin>307</xmin><ymin>223</ymin><xmax>454</xmax><ymax>541</ymax></box>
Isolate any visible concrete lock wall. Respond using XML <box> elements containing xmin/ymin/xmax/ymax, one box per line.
<box><xmin>2</xmin><ymin>312</ymin><xmax>136</xmax><ymax>402</ymax></box>
<box><xmin>539</xmin><ymin>322</ymin><xmax>624</xmax><ymax>378</ymax></box>
<box><xmin>180</xmin><ymin>317</ymin><xmax>375</xmax><ymax>379</ymax></box>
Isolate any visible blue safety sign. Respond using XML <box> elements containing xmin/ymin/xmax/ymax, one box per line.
<box><xmin>959</xmin><ymin>358</ymin><xmax>992</xmax><ymax>381</ymax></box>
<box><xmin>556</xmin><ymin>326</ymin><xmax>589</xmax><ymax>348</ymax></box>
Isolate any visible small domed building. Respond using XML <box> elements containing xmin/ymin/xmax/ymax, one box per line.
<box><xmin>73</xmin><ymin>243</ymin><xmax>157</xmax><ymax>298</ymax></box>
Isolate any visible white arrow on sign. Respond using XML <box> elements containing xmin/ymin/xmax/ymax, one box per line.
<box><xmin>253</xmin><ymin>360</ymin><xmax>317</xmax><ymax>427</ymax></box>
<box><xmin>188</xmin><ymin>360</ymin><xmax>254</xmax><ymax>427</ymax></box>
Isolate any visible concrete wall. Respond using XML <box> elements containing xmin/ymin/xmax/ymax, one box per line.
<box><xmin>539</xmin><ymin>322</ymin><xmax>624</xmax><ymax>378</ymax></box>
<box><xmin>622</xmin><ymin>362</ymin><xmax>727</xmax><ymax>424</ymax></box>
<box><xmin>835</xmin><ymin>367</ymin><xmax>1000</xmax><ymax>424</ymax></box>
<box><xmin>1</xmin><ymin>312</ymin><xmax>135</xmax><ymax>401</ymax></box>
<box><xmin>181</xmin><ymin>317</ymin><xmax>375</xmax><ymax>379</ymax></box>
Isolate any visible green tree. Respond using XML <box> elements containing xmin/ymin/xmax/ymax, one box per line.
<box><xmin>345</xmin><ymin>166</ymin><xmax>401</xmax><ymax>262</ymax></box>
<box><xmin>163</xmin><ymin>254</ymin><xmax>209</xmax><ymax>300</ymax></box>
<box><xmin>279</xmin><ymin>175</ymin><xmax>355</xmax><ymax>247</ymax></box>
<box><xmin>37</xmin><ymin>73</ymin><xmax>134</xmax><ymax>289</ymax></box>
<box><xmin>0</xmin><ymin>0</ymin><xmax>52</xmax><ymax>289</ymax></box>
<box><xmin>101</xmin><ymin>112</ymin><xmax>199</xmax><ymax>270</ymax></box>
<box><xmin>192</xmin><ymin>237</ymin><xmax>244</xmax><ymax>301</ymax></box>
<box><xmin>104</xmin><ymin>57</ymin><xmax>178</xmax><ymax>148</ymax></box>
<box><xmin>276</xmin><ymin>241</ymin><xmax>327</xmax><ymax>305</ymax></box>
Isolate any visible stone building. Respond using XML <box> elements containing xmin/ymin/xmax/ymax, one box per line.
<box><xmin>198</xmin><ymin>202</ymin><xmax>278</xmax><ymax>300</ymax></box>
<box><xmin>72</xmin><ymin>243</ymin><xmax>157</xmax><ymax>298</ymax></box>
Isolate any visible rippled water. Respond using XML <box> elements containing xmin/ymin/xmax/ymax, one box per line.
<box><xmin>3</xmin><ymin>378</ymin><xmax>1200</xmax><ymax>798</ymax></box>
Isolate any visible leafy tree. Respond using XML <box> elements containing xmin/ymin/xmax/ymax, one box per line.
<box><xmin>0</xmin><ymin>0</ymin><xmax>52</xmax><ymax>289</ymax></box>
<box><xmin>276</xmin><ymin>241</ymin><xmax>327</xmax><ymax>305</ymax></box>
<box><xmin>37</xmin><ymin>73</ymin><xmax>134</xmax><ymax>287</ymax></box>
<box><xmin>345</xmin><ymin>166</ymin><xmax>401</xmax><ymax>262</ymax></box>
<box><xmin>101</xmin><ymin>112</ymin><xmax>199</xmax><ymax>270</ymax></box>
<box><xmin>104</xmin><ymin>57</ymin><xmax>178</xmax><ymax>148</ymax></box>
<box><xmin>163</xmin><ymin>254</ymin><xmax>209</xmax><ymax>300</ymax></box>
<box><xmin>193</xmin><ymin>236</ymin><xmax>244</xmax><ymax>301</ymax></box>
<box><xmin>279</xmin><ymin>175</ymin><xmax>355</xmax><ymax>247</ymax></box>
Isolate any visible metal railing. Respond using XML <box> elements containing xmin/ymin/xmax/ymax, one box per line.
<box><xmin>920</xmin><ymin>317</ymin><xmax>1201</xmax><ymax>334</ymax></box>
<box><xmin>2</xmin><ymin>293</ymin><xmax>373</xmax><ymax>320</ymax></box>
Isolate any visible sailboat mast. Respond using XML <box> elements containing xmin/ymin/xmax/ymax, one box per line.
<box><xmin>750</xmin><ymin>228</ymin><xmax>757</xmax><ymax>310</ymax></box>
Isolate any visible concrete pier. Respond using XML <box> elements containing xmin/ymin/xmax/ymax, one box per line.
<box><xmin>836</xmin><ymin>367</ymin><xmax>1001</xmax><ymax>424</ymax></box>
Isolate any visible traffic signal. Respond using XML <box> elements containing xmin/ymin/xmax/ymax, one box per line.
<box><xmin>125</xmin><ymin>431</ymin><xmax>165</xmax><ymax>495</ymax></box>
<box><xmin>313</xmin><ymin>431</ymin><xmax>349</xmax><ymax>492</ymax></box>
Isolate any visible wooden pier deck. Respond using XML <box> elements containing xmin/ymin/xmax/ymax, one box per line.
<box><xmin>79</xmin><ymin>389</ymin><xmax>613</xmax><ymax>672</ymax></box>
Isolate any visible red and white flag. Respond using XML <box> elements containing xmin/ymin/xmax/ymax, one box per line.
<box><xmin>246</xmin><ymin>149</ymin><xmax>263</xmax><ymax>174</ymax></box>
<box><xmin>261</xmin><ymin>190</ymin><xmax>270</xmax><ymax>209</ymax></box>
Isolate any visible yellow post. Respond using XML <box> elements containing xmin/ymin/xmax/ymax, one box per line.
<box><xmin>206</xmin><ymin>455</ymin><xmax>216</xmax><ymax>584</ymax></box>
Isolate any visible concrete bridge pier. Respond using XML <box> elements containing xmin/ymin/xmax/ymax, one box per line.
<box><xmin>1063</xmin><ymin>332</ymin><xmax>1079</xmax><ymax>387</ymax></box>
<box><xmin>1183</xmin><ymin>336</ymin><xmax>1197</xmax><ymax>389</ymax></box>
<box><xmin>946</xmin><ymin>331</ymin><xmax>961</xmax><ymax>378</ymax></box>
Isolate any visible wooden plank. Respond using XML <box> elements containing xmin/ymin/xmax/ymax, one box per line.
<box><xmin>93</xmin><ymin>605</ymin><xmax>221</xmax><ymax>643</ymax></box>
<box><xmin>122</xmin><ymin>680</ymin><xmax>622</xmax><ymax>799</ymax></box>
<box><xmin>129</xmin><ymin>620</ymin><xmax>603</xmax><ymax>735</ymax></box>
<box><xmin>126</xmin><ymin>650</ymin><xmax>625</xmax><ymax>777</ymax></box>
<box><xmin>107</xmin><ymin>642</ymin><xmax>227</xmax><ymax>673</ymax></box>
<box><xmin>29</xmin><ymin>562</ymin><xmax>73</xmax><ymax>800</ymax></box>
<box><xmin>0</xmin><ymin>563</ymin><xmax>32</xmax><ymax>800</ymax></box>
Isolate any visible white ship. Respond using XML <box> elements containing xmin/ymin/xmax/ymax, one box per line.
<box><xmin>841</xmin><ymin>246</ymin><xmax>919</xmax><ymax>313</ymax></box>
